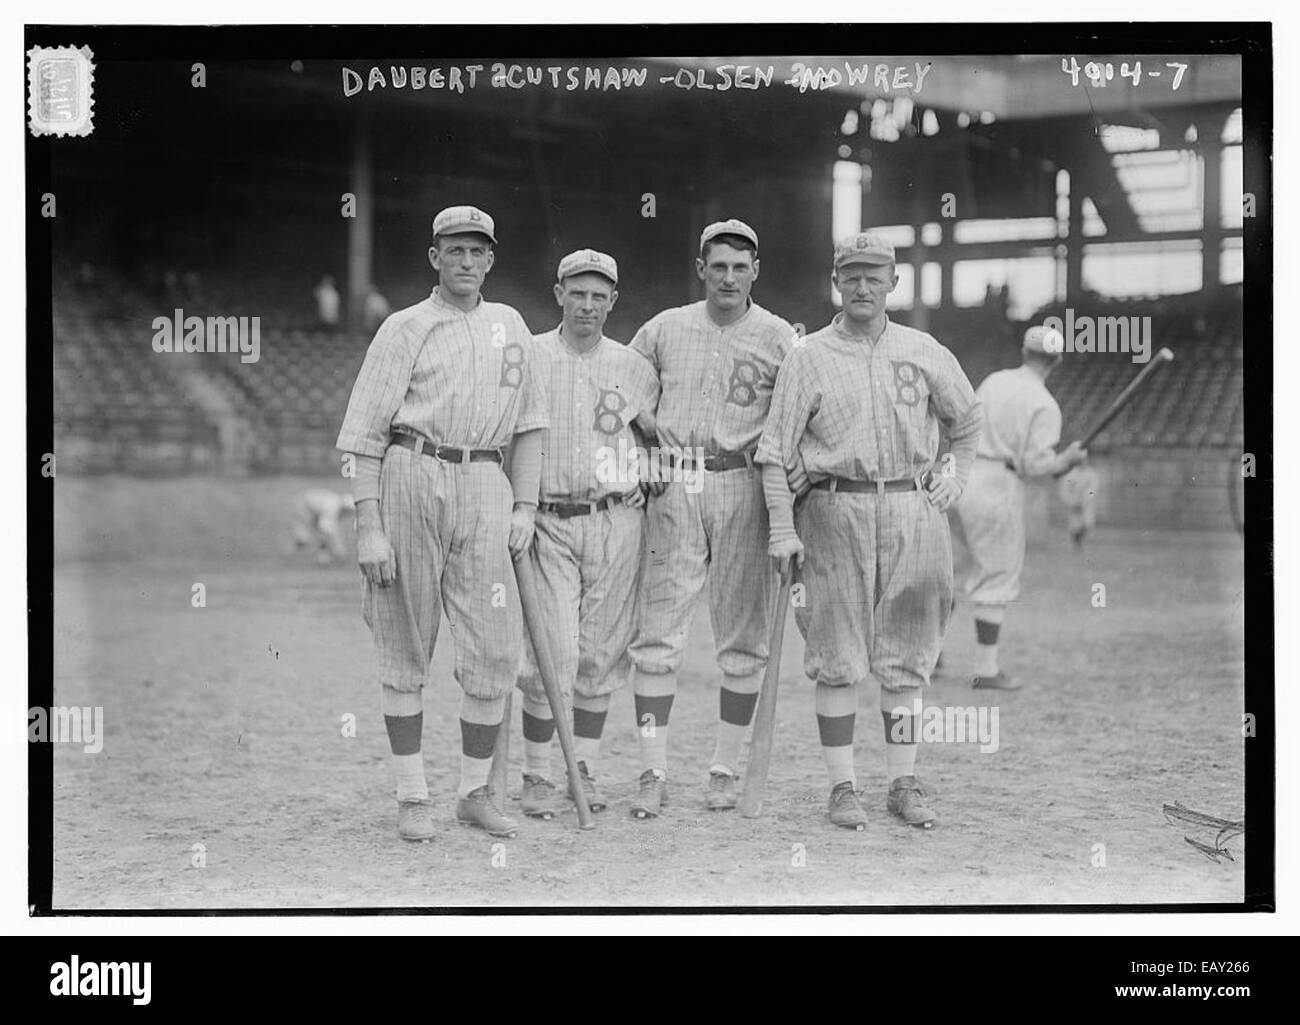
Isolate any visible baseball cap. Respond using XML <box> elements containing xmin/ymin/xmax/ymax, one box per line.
<box><xmin>833</xmin><ymin>231</ymin><xmax>896</xmax><ymax>269</ymax></box>
<box><xmin>432</xmin><ymin>205</ymin><xmax>497</xmax><ymax>243</ymax></box>
<box><xmin>1023</xmin><ymin>325</ymin><xmax>1065</xmax><ymax>355</ymax></box>
<box><xmin>557</xmin><ymin>248</ymin><xmax>619</xmax><ymax>285</ymax></box>
<box><xmin>699</xmin><ymin>218</ymin><xmax>759</xmax><ymax>254</ymax></box>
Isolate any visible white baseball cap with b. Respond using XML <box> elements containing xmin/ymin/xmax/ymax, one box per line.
<box><xmin>432</xmin><ymin>205</ymin><xmax>497</xmax><ymax>243</ymax></box>
<box><xmin>557</xmin><ymin>248</ymin><xmax>619</xmax><ymax>285</ymax></box>
<box><xmin>699</xmin><ymin>218</ymin><xmax>759</xmax><ymax>254</ymax></box>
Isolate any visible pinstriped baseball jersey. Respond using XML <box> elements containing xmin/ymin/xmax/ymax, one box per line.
<box><xmin>532</xmin><ymin>328</ymin><xmax>660</xmax><ymax>502</ymax></box>
<box><xmin>972</xmin><ymin>366</ymin><xmax>1063</xmax><ymax>477</ymax></box>
<box><xmin>336</xmin><ymin>287</ymin><xmax>547</xmax><ymax>459</ymax></box>
<box><xmin>629</xmin><ymin>300</ymin><xmax>795</xmax><ymax>455</ymax></box>
<box><xmin>755</xmin><ymin>314</ymin><xmax>981</xmax><ymax>486</ymax></box>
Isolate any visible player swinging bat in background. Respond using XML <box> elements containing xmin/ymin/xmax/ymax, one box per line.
<box><xmin>946</xmin><ymin>325</ymin><xmax>1088</xmax><ymax>690</ymax></box>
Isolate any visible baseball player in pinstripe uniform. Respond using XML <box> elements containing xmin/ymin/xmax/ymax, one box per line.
<box><xmin>757</xmin><ymin>231</ymin><xmax>982</xmax><ymax>830</ymax></box>
<box><xmin>625</xmin><ymin>218</ymin><xmax>796</xmax><ymax>818</ymax></box>
<box><xmin>948</xmin><ymin>325</ymin><xmax>1087</xmax><ymax>690</ymax></box>
<box><xmin>515</xmin><ymin>249</ymin><xmax>660</xmax><ymax>819</ymax></box>
<box><xmin>336</xmin><ymin>205</ymin><xmax>548</xmax><ymax>842</ymax></box>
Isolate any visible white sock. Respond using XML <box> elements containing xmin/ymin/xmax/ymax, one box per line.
<box><xmin>885</xmin><ymin>741</ymin><xmax>919</xmax><ymax>783</ymax></box>
<box><xmin>524</xmin><ymin>738</ymin><xmax>553</xmax><ymax>780</ymax></box>
<box><xmin>458</xmin><ymin>755</ymin><xmax>493</xmax><ymax>799</ymax></box>
<box><xmin>822</xmin><ymin>745</ymin><xmax>856</xmax><ymax>790</ymax></box>
<box><xmin>711</xmin><ymin>670</ymin><xmax>762</xmax><ymax>776</ymax></box>
<box><xmin>392</xmin><ymin>753</ymin><xmax>428</xmax><ymax>802</ymax></box>
<box><xmin>574</xmin><ymin>734</ymin><xmax>601</xmax><ymax>771</ymax></box>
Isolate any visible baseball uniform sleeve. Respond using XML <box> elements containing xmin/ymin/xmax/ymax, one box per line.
<box><xmin>1020</xmin><ymin>402</ymin><xmax>1065</xmax><ymax>479</ymax></box>
<box><xmin>513</xmin><ymin>324</ymin><xmax>550</xmax><ymax>435</ymax></box>
<box><xmin>628</xmin><ymin>316</ymin><xmax>661</xmax><ymax>372</ymax></box>
<box><xmin>627</xmin><ymin>345</ymin><xmax>661</xmax><ymax>417</ymax></box>
<box><xmin>336</xmin><ymin>316</ymin><xmax>418</xmax><ymax>458</ymax></box>
<box><xmin>507</xmin><ymin>427</ymin><xmax>543</xmax><ymax>506</ymax></box>
<box><xmin>351</xmin><ymin>452</ymin><xmax>383</xmax><ymax>504</ymax></box>
<box><xmin>761</xmin><ymin>462</ymin><xmax>797</xmax><ymax>545</ymax></box>
<box><xmin>928</xmin><ymin>347</ymin><xmax>983</xmax><ymax>490</ymax></box>
<box><xmin>755</xmin><ymin>350</ymin><xmax>816</xmax><ymax>476</ymax></box>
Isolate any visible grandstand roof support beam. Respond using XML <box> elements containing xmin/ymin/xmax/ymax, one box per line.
<box><xmin>1201</xmin><ymin>133</ymin><xmax>1222</xmax><ymax>293</ymax></box>
<box><xmin>1066</xmin><ymin>180</ymin><xmax>1083</xmax><ymax>305</ymax></box>
<box><xmin>347</xmin><ymin>116</ymin><xmax>374</xmax><ymax>334</ymax></box>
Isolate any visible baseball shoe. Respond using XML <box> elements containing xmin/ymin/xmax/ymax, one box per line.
<box><xmin>971</xmin><ymin>671</ymin><xmax>1021</xmax><ymax>691</ymax></box>
<box><xmin>520</xmin><ymin>773</ymin><xmax>562</xmax><ymax>820</ymax></box>
<box><xmin>396</xmin><ymin>797</ymin><xmax>435</xmax><ymax>842</ymax></box>
<box><xmin>630</xmin><ymin>769</ymin><xmax>669</xmax><ymax>819</ymax></box>
<box><xmin>456</xmin><ymin>786</ymin><xmax>519</xmax><ymax>838</ymax></box>
<box><xmin>887</xmin><ymin>775</ymin><xmax>937</xmax><ymax>829</ymax></box>
<box><xmin>705</xmin><ymin>769</ymin><xmax>739</xmax><ymax>811</ymax></box>
<box><xmin>827</xmin><ymin>781</ymin><xmax>867</xmax><ymax>830</ymax></box>
<box><xmin>576</xmin><ymin>761</ymin><xmax>607</xmax><ymax>812</ymax></box>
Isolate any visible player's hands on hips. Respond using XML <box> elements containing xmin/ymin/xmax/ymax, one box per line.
<box><xmin>357</xmin><ymin>524</ymin><xmax>397</xmax><ymax>587</ymax></box>
<box><xmin>509</xmin><ymin>503</ymin><xmax>537</xmax><ymax>560</ymax></box>
<box><xmin>924</xmin><ymin>474</ymin><xmax>962</xmax><ymax>513</ymax></box>
<box><xmin>623</xmin><ymin>487</ymin><xmax>647</xmax><ymax>510</ymax></box>
<box><xmin>769</xmin><ymin>535</ymin><xmax>805</xmax><ymax>573</ymax></box>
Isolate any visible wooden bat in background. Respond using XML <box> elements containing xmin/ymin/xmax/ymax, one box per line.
<box><xmin>1077</xmin><ymin>346</ymin><xmax>1174</xmax><ymax>448</ymax></box>
<box><xmin>1054</xmin><ymin>347</ymin><xmax>1174</xmax><ymax>477</ymax></box>
<box><xmin>739</xmin><ymin>562</ymin><xmax>794</xmax><ymax>818</ymax></box>
<box><xmin>513</xmin><ymin>556</ymin><xmax>595</xmax><ymax>830</ymax></box>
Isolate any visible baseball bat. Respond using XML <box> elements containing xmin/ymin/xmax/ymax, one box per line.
<box><xmin>490</xmin><ymin>691</ymin><xmax>512</xmax><ymax>808</ymax></box>
<box><xmin>1077</xmin><ymin>346</ymin><xmax>1174</xmax><ymax>449</ymax></box>
<box><xmin>513</xmin><ymin>556</ymin><xmax>595</xmax><ymax>830</ymax></box>
<box><xmin>1054</xmin><ymin>347</ymin><xmax>1174</xmax><ymax>478</ymax></box>
<box><xmin>739</xmin><ymin>562</ymin><xmax>794</xmax><ymax>818</ymax></box>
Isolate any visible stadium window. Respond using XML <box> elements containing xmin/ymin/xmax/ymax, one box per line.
<box><xmin>1220</xmin><ymin>238</ymin><xmax>1243</xmax><ymax>285</ymax></box>
<box><xmin>1111</xmin><ymin>149</ymin><xmax>1203</xmax><ymax>232</ymax></box>
<box><xmin>1081</xmin><ymin>198</ymin><xmax>1106</xmax><ymax>237</ymax></box>
<box><xmin>832</xmin><ymin>160</ymin><xmax>863</xmax><ymax>243</ymax></box>
<box><xmin>921</xmin><ymin>222</ymin><xmax>942</xmax><ymax>246</ymax></box>
<box><xmin>1082</xmin><ymin>240</ymin><xmax>1203</xmax><ymax>298</ymax></box>
<box><xmin>885</xmin><ymin>263</ymin><xmax>915</xmax><ymax>311</ymax></box>
<box><xmin>865</xmin><ymin>225</ymin><xmax>915</xmax><ymax>247</ymax></box>
<box><xmin>952</xmin><ymin>218</ymin><xmax>1057</xmax><ymax>243</ymax></box>
<box><xmin>1220</xmin><ymin>145</ymin><xmax>1243</xmax><ymax>229</ymax></box>
<box><xmin>1099</xmin><ymin>125</ymin><xmax>1161</xmax><ymax>153</ymax></box>
<box><xmin>921</xmin><ymin>263</ymin><xmax>941</xmax><ymax>307</ymax></box>
<box><xmin>1222</xmin><ymin>108</ymin><xmax>1243</xmax><ymax>145</ymax></box>
<box><xmin>952</xmin><ymin>257</ymin><xmax>1056</xmax><ymax>319</ymax></box>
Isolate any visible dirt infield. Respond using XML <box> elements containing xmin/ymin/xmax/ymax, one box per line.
<box><xmin>49</xmin><ymin>476</ymin><xmax>1246</xmax><ymax>909</ymax></box>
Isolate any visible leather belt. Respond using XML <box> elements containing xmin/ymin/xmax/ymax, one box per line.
<box><xmin>812</xmin><ymin>477</ymin><xmax>919</xmax><ymax>495</ymax></box>
<box><xmin>538</xmin><ymin>495</ymin><xmax>633</xmax><ymax>518</ymax></box>
<box><xmin>667</xmin><ymin>449</ymin><xmax>755</xmax><ymax>473</ymax></box>
<box><xmin>390</xmin><ymin>433</ymin><xmax>503</xmax><ymax>465</ymax></box>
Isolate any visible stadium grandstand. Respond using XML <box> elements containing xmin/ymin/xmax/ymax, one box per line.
<box><xmin>48</xmin><ymin>54</ymin><xmax>1252</xmax><ymax>529</ymax></box>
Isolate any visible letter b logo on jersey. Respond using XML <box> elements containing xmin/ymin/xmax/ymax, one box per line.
<box><xmin>499</xmin><ymin>342</ymin><xmax>525</xmax><ymax>390</ymax></box>
<box><xmin>890</xmin><ymin>360</ymin><xmax>924</xmax><ymax>408</ymax></box>
<box><xmin>594</xmin><ymin>388</ymin><xmax>627</xmax><ymax>435</ymax></box>
<box><xmin>726</xmin><ymin>358</ymin><xmax>761</xmax><ymax>407</ymax></box>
